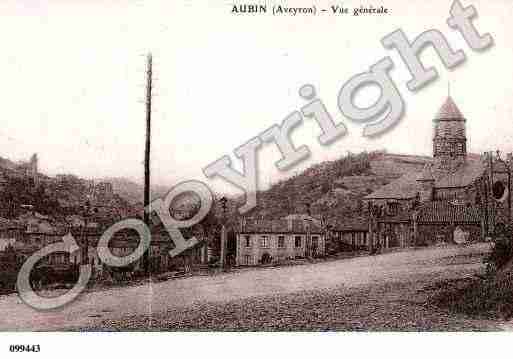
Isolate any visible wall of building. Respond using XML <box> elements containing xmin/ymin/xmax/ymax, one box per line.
<box><xmin>376</xmin><ymin>222</ymin><xmax>412</xmax><ymax>249</ymax></box>
<box><xmin>236</xmin><ymin>233</ymin><xmax>325</xmax><ymax>266</ymax></box>
<box><xmin>416</xmin><ymin>223</ymin><xmax>481</xmax><ymax>245</ymax></box>
<box><xmin>339</xmin><ymin>231</ymin><xmax>368</xmax><ymax>249</ymax></box>
<box><xmin>364</xmin><ymin>198</ymin><xmax>413</xmax><ymax>213</ymax></box>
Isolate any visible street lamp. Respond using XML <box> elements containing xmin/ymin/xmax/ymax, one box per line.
<box><xmin>80</xmin><ymin>200</ymin><xmax>98</xmax><ymax>265</ymax></box>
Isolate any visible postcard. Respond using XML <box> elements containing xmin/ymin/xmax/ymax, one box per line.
<box><xmin>0</xmin><ymin>0</ymin><xmax>511</xmax><ymax>357</ymax></box>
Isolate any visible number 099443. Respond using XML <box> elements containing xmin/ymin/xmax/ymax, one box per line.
<box><xmin>9</xmin><ymin>345</ymin><xmax>40</xmax><ymax>353</ymax></box>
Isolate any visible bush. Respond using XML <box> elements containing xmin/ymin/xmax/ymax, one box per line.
<box><xmin>484</xmin><ymin>225</ymin><xmax>513</xmax><ymax>274</ymax></box>
<box><xmin>431</xmin><ymin>226</ymin><xmax>513</xmax><ymax>320</ymax></box>
<box><xmin>430</xmin><ymin>272</ymin><xmax>513</xmax><ymax>320</ymax></box>
<box><xmin>486</xmin><ymin>238</ymin><xmax>512</xmax><ymax>273</ymax></box>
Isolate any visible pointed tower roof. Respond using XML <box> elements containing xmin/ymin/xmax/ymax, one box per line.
<box><xmin>435</xmin><ymin>96</ymin><xmax>464</xmax><ymax>120</ymax></box>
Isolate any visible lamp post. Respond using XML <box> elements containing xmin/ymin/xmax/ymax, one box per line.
<box><xmin>80</xmin><ymin>200</ymin><xmax>98</xmax><ymax>265</ymax></box>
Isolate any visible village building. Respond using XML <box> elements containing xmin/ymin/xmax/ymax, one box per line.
<box><xmin>0</xmin><ymin>222</ymin><xmax>180</xmax><ymax>279</ymax></box>
<box><xmin>364</xmin><ymin>96</ymin><xmax>508</xmax><ymax>248</ymax></box>
<box><xmin>236</xmin><ymin>216</ymin><xmax>326</xmax><ymax>266</ymax></box>
<box><xmin>0</xmin><ymin>218</ymin><xmax>24</xmax><ymax>251</ymax></box>
<box><xmin>65</xmin><ymin>214</ymin><xmax>86</xmax><ymax>228</ymax></box>
<box><xmin>17</xmin><ymin>211</ymin><xmax>58</xmax><ymax>235</ymax></box>
<box><xmin>328</xmin><ymin>217</ymin><xmax>369</xmax><ymax>252</ymax></box>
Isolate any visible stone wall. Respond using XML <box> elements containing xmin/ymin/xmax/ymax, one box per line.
<box><xmin>417</xmin><ymin>223</ymin><xmax>481</xmax><ymax>245</ymax></box>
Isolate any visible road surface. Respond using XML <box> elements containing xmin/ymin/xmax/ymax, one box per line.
<box><xmin>0</xmin><ymin>243</ymin><xmax>501</xmax><ymax>331</ymax></box>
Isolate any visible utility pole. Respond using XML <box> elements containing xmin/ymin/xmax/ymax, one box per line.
<box><xmin>81</xmin><ymin>201</ymin><xmax>91</xmax><ymax>266</ymax></box>
<box><xmin>488</xmin><ymin>151</ymin><xmax>495</xmax><ymax>236</ymax></box>
<box><xmin>143</xmin><ymin>53</ymin><xmax>153</xmax><ymax>275</ymax></box>
<box><xmin>368</xmin><ymin>202</ymin><xmax>374</xmax><ymax>254</ymax></box>
<box><xmin>219</xmin><ymin>197</ymin><xmax>228</xmax><ymax>270</ymax></box>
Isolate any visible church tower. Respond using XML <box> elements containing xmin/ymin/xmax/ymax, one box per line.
<box><xmin>433</xmin><ymin>96</ymin><xmax>467</xmax><ymax>171</ymax></box>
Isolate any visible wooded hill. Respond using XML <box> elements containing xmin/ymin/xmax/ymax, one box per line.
<box><xmin>235</xmin><ymin>151</ymin><xmax>431</xmax><ymax>222</ymax></box>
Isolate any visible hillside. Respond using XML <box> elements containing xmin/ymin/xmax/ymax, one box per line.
<box><xmin>0</xmin><ymin>157</ymin><xmax>17</xmax><ymax>172</ymax></box>
<box><xmin>98</xmin><ymin>177</ymin><xmax>182</xmax><ymax>205</ymax></box>
<box><xmin>0</xmin><ymin>151</ymin><xmax>432</xmax><ymax>224</ymax></box>
<box><xmin>238</xmin><ymin>151</ymin><xmax>431</xmax><ymax>221</ymax></box>
<box><xmin>0</xmin><ymin>157</ymin><xmax>136</xmax><ymax>221</ymax></box>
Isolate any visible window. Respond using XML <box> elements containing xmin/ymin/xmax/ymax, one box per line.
<box><xmin>278</xmin><ymin>236</ymin><xmax>285</xmax><ymax>248</ymax></box>
<box><xmin>312</xmin><ymin>236</ymin><xmax>318</xmax><ymax>247</ymax></box>
<box><xmin>294</xmin><ymin>236</ymin><xmax>302</xmax><ymax>248</ymax></box>
<box><xmin>387</xmin><ymin>201</ymin><xmax>399</xmax><ymax>216</ymax></box>
<box><xmin>260</xmin><ymin>236</ymin><xmax>269</xmax><ymax>248</ymax></box>
<box><xmin>244</xmin><ymin>235</ymin><xmax>251</xmax><ymax>247</ymax></box>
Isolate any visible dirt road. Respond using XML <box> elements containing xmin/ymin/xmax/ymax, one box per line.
<box><xmin>0</xmin><ymin>243</ymin><xmax>502</xmax><ymax>331</ymax></box>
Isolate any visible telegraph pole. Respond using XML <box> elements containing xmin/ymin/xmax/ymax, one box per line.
<box><xmin>143</xmin><ymin>53</ymin><xmax>153</xmax><ymax>275</ymax></box>
<box><xmin>488</xmin><ymin>151</ymin><xmax>495</xmax><ymax>236</ymax></box>
<box><xmin>219</xmin><ymin>197</ymin><xmax>227</xmax><ymax>270</ymax></box>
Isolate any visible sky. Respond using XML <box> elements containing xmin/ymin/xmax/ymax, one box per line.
<box><xmin>0</xmin><ymin>0</ymin><xmax>512</xmax><ymax>196</ymax></box>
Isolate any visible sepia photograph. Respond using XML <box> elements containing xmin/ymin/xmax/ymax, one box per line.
<box><xmin>0</xmin><ymin>0</ymin><xmax>512</xmax><ymax>357</ymax></box>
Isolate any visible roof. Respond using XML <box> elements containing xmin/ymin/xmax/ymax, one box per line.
<box><xmin>282</xmin><ymin>213</ymin><xmax>322</xmax><ymax>227</ymax></box>
<box><xmin>377</xmin><ymin>200</ymin><xmax>482</xmax><ymax>224</ymax></box>
<box><xmin>239</xmin><ymin>219</ymin><xmax>323</xmax><ymax>234</ymax></box>
<box><xmin>433</xmin><ymin>158</ymin><xmax>486</xmax><ymax>188</ymax></box>
<box><xmin>435</xmin><ymin>96</ymin><xmax>464</xmax><ymax>120</ymax></box>
<box><xmin>364</xmin><ymin>156</ymin><xmax>485</xmax><ymax>200</ymax></box>
<box><xmin>330</xmin><ymin>217</ymin><xmax>368</xmax><ymax>232</ymax></box>
<box><xmin>416</xmin><ymin>201</ymin><xmax>481</xmax><ymax>224</ymax></box>
<box><xmin>364</xmin><ymin>171</ymin><xmax>423</xmax><ymax>200</ymax></box>
<box><xmin>17</xmin><ymin>212</ymin><xmax>51</xmax><ymax>222</ymax></box>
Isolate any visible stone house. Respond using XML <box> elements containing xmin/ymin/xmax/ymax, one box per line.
<box><xmin>328</xmin><ymin>217</ymin><xmax>369</xmax><ymax>252</ymax></box>
<box><xmin>236</xmin><ymin>217</ymin><xmax>325</xmax><ymax>266</ymax></box>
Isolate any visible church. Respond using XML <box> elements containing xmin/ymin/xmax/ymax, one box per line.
<box><xmin>364</xmin><ymin>96</ymin><xmax>512</xmax><ymax>248</ymax></box>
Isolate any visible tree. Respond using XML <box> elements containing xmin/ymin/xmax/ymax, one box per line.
<box><xmin>0</xmin><ymin>246</ymin><xmax>21</xmax><ymax>291</ymax></box>
<box><xmin>485</xmin><ymin>224</ymin><xmax>513</xmax><ymax>274</ymax></box>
